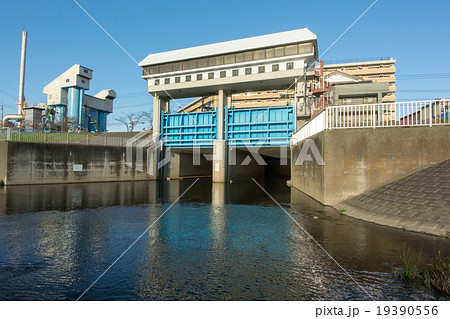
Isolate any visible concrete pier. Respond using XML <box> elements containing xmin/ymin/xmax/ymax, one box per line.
<box><xmin>147</xmin><ymin>143</ymin><xmax>162</xmax><ymax>179</ymax></box>
<box><xmin>212</xmin><ymin>90</ymin><xmax>230</xmax><ymax>183</ymax></box>
<box><xmin>212</xmin><ymin>140</ymin><xmax>228</xmax><ymax>183</ymax></box>
<box><xmin>152</xmin><ymin>94</ymin><xmax>169</xmax><ymax>140</ymax></box>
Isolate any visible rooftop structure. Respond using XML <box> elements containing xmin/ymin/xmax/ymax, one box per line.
<box><xmin>322</xmin><ymin>58</ymin><xmax>396</xmax><ymax>102</ymax></box>
<box><xmin>139</xmin><ymin>28</ymin><xmax>318</xmax><ymax>99</ymax></box>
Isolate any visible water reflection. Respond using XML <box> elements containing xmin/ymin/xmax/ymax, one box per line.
<box><xmin>0</xmin><ymin>181</ymin><xmax>161</xmax><ymax>214</ymax></box>
<box><xmin>0</xmin><ymin>178</ymin><xmax>448</xmax><ymax>300</ymax></box>
<box><xmin>211</xmin><ymin>182</ymin><xmax>227</xmax><ymax>248</ymax></box>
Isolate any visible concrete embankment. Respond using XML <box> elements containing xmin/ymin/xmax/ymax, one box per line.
<box><xmin>336</xmin><ymin>159</ymin><xmax>450</xmax><ymax>236</ymax></box>
<box><xmin>0</xmin><ymin>142</ymin><xmax>7</xmax><ymax>186</ymax></box>
<box><xmin>290</xmin><ymin>125</ymin><xmax>450</xmax><ymax>237</ymax></box>
<box><xmin>0</xmin><ymin>141</ymin><xmax>155</xmax><ymax>186</ymax></box>
<box><xmin>291</xmin><ymin>126</ymin><xmax>450</xmax><ymax>206</ymax></box>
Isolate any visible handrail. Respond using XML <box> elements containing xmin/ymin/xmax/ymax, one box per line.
<box><xmin>292</xmin><ymin>99</ymin><xmax>450</xmax><ymax>144</ymax></box>
<box><xmin>291</xmin><ymin>108</ymin><xmax>327</xmax><ymax>144</ymax></box>
<box><xmin>0</xmin><ymin>128</ymin><xmax>146</xmax><ymax>148</ymax></box>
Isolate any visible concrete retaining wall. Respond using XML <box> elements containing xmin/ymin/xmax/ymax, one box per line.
<box><xmin>166</xmin><ymin>150</ymin><xmax>212</xmax><ymax>178</ymax></box>
<box><xmin>0</xmin><ymin>142</ymin><xmax>7</xmax><ymax>186</ymax></box>
<box><xmin>291</xmin><ymin>126</ymin><xmax>450</xmax><ymax>205</ymax></box>
<box><xmin>229</xmin><ymin>149</ymin><xmax>265</xmax><ymax>180</ymax></box>
<box><xmin>0</xmin><ymin>141</ymin><xmax>156</xmax><ymax>185</ymax></box>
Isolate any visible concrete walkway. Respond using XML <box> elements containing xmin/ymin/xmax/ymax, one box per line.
<box><xmin>336</xmin><ymin>158</ymin><xmax>450</xmax><ymax>237</ymax></box>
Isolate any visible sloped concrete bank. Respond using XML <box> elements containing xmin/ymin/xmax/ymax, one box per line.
<box><xmin>336</xmin><ymin>159</ymin><xmax>450</xmax><ymax>237</ymax></box>
<box><xmin>290</xmin><ymin>126</ymin><xmax>450</xmax><ymax>237</ymax></box>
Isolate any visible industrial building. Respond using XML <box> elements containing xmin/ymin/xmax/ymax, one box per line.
<box><xmin>2</xmin><ymin>31</ymin><xmax>116</xmax><ymax>132</ymax></box>
<box><xmin>43</xmin><ymin>64</ymin><xmax>116</xmax><ymax>131</ymax></box>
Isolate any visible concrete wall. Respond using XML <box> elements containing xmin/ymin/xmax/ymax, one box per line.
<box><xmin>0</xmin><ymin>142</ymin><xmax>7</xmax><ymax>186</ymax></box>
<box><xmin>166</xmin><ymin>150</ymin><xmax>212</xmax><ymax>178</ymax></box>
<box><xmin>331</xmin><ymin>82</ymin><xmax>389</xmax><ymax>105</ymax></box>
<box><xmin>291</xmin><ymin>126</ymin><xmax>450</xmax><ymax>205</ymax></box>
<box><xmin>291</xmin><ymin>133</ymin><xmax>326</xmax><ymax>203</ymax></box>
<box><xmin>164</xmin><ymin>148</ymin><xmax>277</xmax><ymax>181</ymax></box>
<box><xmin>0</xmin><ymin>142</ymin><xmax>156</xmax><ymax>186</ymax></box>
<box><xmin>265</xmin><ymin>156</ymin><xmax>291</xmax><ymax>178</ymax></box>
<box><xmin>229</xmin><ymin>149</ymin><xmax>265</xmax><ymax>180</ymax></box>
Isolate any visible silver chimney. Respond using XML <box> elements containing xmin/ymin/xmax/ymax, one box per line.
<box><xmin>17</xmin><ymin>30</ymin><xmax>27</xmax><ymax>115</ymax></box>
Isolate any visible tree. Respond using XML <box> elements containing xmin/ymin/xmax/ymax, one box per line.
<box><xmin>114</xmin><ymin>112</ymin><xmax>146</xmax><ymax>132</ymax></box>
<box><xmin>141</xmin><ymin>111</ymin><xmax>153</xmax><ymax>130</ymax></box>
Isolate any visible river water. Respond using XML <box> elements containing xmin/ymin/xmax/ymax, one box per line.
<box><xmin>0</xmin><ymin>178</ymin><xmax>448</xmax><ymax>300</ymax></box>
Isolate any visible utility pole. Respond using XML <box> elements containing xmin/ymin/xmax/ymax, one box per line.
<box><xmin>1</xmin><ymin>102</ymin><xmax>3</xmax><ymax>128</ymax></box>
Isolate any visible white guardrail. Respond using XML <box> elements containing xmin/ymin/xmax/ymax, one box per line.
<box><xmin>292</xmin><ymin>99</ymin><xmax>450</xmax><ymax>144</ymax></box>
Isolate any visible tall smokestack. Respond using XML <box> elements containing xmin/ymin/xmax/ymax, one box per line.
<box><xmin>17</xmin><ymin>31</ymin><xmax>27</xmax><ymax>115</ymax></box>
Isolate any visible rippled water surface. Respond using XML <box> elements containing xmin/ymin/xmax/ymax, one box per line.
<box><xmin>0</xmin><ymin>179</ymin><xmax>448</xmax><ymax>300</ymax></box>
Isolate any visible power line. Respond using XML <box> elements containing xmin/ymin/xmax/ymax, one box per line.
<box><xmin>115</xmin><ymin>92</ymin><xmax>148</xmax><ymax>99</ymax></box>
<box><xmin>3</xmin><ymin>104</ymin><xmax>17</xmax><ymax>111</ymax></box>
<box><xmin>396</xmin><ymin>72</ymin><xmax>450</xmax><ymax>80</ymax></box>
<box><xmin>0</xmin><ymin>79</ymin><xmax>17</xmax><ymax>93</ymax></box>
<box><xmin>397</xmin><ymin>72</ymin><xmax>450</xmax><ymax>77</ymax></box>
<box><xmin>396</xmin><ymin>98</ymin><xmax>445</xmax><ymax>101</ymax></box>
<box><xmin>397</xmin><ymin>89</ymin><xmax>450</xmax><ymax>93</ymax></box>
<box><xmin>0</xmin><ymin>88</ymin><xmax>17</xmax><ymax>100</ymax></box>
<box><xmin>0</xmin><ymin>102</ymin><xmax>17</xmax><ymax>112</ymax></box>
<box><xmin>28</xmin><ymin>47</ymin><xmax>46</xmax><ymax>88</ymax></box>
<box><xmin>114</xmin><ymin>102</ymin><xmax>152</xmax><ymax>109</ymax></box>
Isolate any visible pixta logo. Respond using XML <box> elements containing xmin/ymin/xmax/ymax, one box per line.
<box><xmin>192</xmin><ymin>138</ymin><xmax>325</xmax><ymax>166</ymax></box>
<box><xmin>125</xmin><ymin>132</ymin><xmax>171</xmax><ymax>174</ymax></box>
<box><xmin>126</xmin><ymin>135</ymin><xmax>324</xmax><ymax>172</ymax></box>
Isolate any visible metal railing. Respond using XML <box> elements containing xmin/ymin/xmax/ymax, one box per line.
<box><xmin>292</xmin><ymin>99</ymin><xmax>450</xmax><ymax>144</ymax></box>
<box><xmin>0</xmin><ymin>129</ymin><xmax>140</xmax><ymax>147</ymax></box>
<box><xmin>292</xmin><ymin>110</ymin><xmax>327</xmax><ymax>143</ymax></box>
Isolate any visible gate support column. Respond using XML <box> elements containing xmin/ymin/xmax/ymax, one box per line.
<box><xmin>213</xmin><ymin>90</ymin><xmax>229</xmax><ymax>183</ymax></box>
<box><xmin>213</xmin><ymin>139</ymin><xmax>227</xmax><ymax>182</ymax></box>
<box><xmin>147</xmin><ymin>140</ymin><xmax>162</xmax><ymax>180</ymax></box>
<box><xmin>150</xmin><ymin>94</ymin><xmax>169</xmax><ymax>179</ymax></box>
<box><xmin>152</xmin><ymin>94</ymin><xmax>169</xmax><ymax>140</ymax></box>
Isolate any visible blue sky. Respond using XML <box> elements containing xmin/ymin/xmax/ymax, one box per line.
<box><xmin>1</xmin><ymin>0</ymin><xmax>449</xmax><ymax>131</ymax></box>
